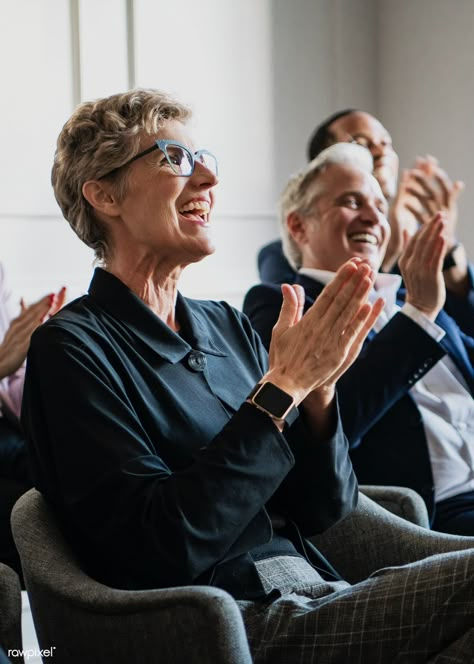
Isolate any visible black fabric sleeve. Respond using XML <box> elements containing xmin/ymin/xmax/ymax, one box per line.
<box><xmin>270</xmin><ymin>395</ymin><xmax>358</xmax><ymax>535</ymax></box>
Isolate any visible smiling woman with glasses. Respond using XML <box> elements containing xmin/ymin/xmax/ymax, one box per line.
<box><xmin>20</xmin><ymin>88</ymin><xmax>474</xmax><ymax>664</ymax></box>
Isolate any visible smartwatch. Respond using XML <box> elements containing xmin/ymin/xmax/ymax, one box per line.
<box><xmin>248</xmin><ymin>381</ymin><xmax>299</xmax><ymax>427</ymax></box>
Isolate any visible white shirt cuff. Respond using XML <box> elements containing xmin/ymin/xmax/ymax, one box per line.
<box><xmin>400</xmin><ymin>303</ymin><xmax>446</xmax><ymax>341</ymax></box>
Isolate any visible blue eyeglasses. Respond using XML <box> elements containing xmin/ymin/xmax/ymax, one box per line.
<box><xmin>100</xmin><ymin>139</ymin><xmax>218</xmax><ymax>179</ymax></box>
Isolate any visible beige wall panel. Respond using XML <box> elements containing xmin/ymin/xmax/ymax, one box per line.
<box><xmin>377</xmin><ymin>0</ymin><xmax>474</xmax><ymax>256</ymax></box>
<box><xmin>0</xmin><ymin>0</ymin><xmax>73</xmax><ymax>217</ymax></box>
<box><xmin>78</xmin><ymin>0</ymin><xmax>129</xmax><ymax>100</ymax></box>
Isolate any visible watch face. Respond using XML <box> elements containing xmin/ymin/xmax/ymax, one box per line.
<box><xmin>253</xmin><ymin>382</ymin><xmax>294</xmax><ymax>419</ymax></box>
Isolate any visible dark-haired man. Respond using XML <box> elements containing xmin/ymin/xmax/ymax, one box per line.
<box><xmin>259</xmin><ymin>110</ymin><xmax>469</xmax><ymax>308</ymax></box>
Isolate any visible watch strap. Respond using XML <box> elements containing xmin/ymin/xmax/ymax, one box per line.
<box><xmin>248</xmin><ymin>382</ymin><xmax>299</xmax><ymax>427</ymax></box>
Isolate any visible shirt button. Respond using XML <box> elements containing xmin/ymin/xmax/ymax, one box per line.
<box><xmin>187</xmin><ymin>350</ymin><xmax>207</xmax><ymax>372</ymax></box>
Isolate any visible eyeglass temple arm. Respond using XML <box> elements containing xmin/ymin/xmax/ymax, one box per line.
<box><xmin>126</xmin><ymin>143</ymin><xmax>160</xmax><ymax>166</ymax></box>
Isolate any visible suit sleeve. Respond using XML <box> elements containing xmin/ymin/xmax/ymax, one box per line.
<box><xmin>271</xmin><ymin>397</ymin><xmax>358</xmax><ymax>536</ymax></box>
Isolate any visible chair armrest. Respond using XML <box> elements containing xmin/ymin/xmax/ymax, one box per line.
<box><xmin>0</xmin><ymin>563</ymin><xmax>22</xmax><ymax>663</ymax></box>
<box><xmin>25</xmin><ymin>581</ymin><xmax>252</xmax><ymax>664</ymax></box>
<box><xmin>11</xmin><ymin>491</ymin><xmax>252</xmax><ymax>664</ymax></box>
<box><xmin>360</xmin><ymin>484</ymin><xmax>430</xmax><ymax>528</ymax></box>
<box><xmin>311</xmin><ymin>491</ymin><xmax>474</xmax><ymax>584</ymax></box>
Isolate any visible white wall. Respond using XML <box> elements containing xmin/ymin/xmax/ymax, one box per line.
<box><xmin>377</xmin><ymin>0</ymin><xmax>474</xmax><ymax>255</ymax></box>
<box><xmin>0</xmin><ymin>0</ymin><xmax>95</xmax><ymax>306</ymax></box>
<box><xmin>133</xmin><ymin>0</ymin><xmax>278</xmax><ymax>304</ymax></box>
<box><xmin>271</xmin><ymin>0</ymin><xmax>377</xmax><ymax>192</ymax></box>
<box><xmin>1</xmin><ymin>0</ymin><xmax>472</xmax><ymax>314</ymax></box>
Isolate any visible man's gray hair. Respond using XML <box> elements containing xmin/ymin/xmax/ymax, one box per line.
<box><xmin>280</xmin><ymin>142</ymin><xmax>374</xmax><ymax>270</ymax></box>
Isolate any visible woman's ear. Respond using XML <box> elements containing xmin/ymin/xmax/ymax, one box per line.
<box><xmin>82</xmin><ymin>180</ymin><xmax>121</xmax><ymax>217</ymax></box>
<box><xmin>286</xmin><ymin>211</ymin><xmax>308</xmax><ymax>247</ymax></box>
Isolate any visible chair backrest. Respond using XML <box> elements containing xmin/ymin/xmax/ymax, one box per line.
<box><xmin>11</xmin><ymin>489</ymin><xmax>252</xmax><ymax>664</ymax></box>
<box><xmin>0</xmin><ymin>562</ymin><xmax>22</xmax><ymax>664</ymax></box>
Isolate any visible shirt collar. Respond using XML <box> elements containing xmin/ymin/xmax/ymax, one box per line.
<box><xmin>88</xmin><ymin>268</ymin><xmax>227</xmax><ymax>363</ymax></box>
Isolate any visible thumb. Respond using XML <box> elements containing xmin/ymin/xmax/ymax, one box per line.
<box><xmin>273</xmin><ymin>284</ymin><xmax>303</xmax><ymax>334</ymax></box>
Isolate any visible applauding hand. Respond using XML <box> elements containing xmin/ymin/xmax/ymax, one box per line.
<box><xmin>0</xmin><ymin>287</ymin><xmax>66</xmax><ymax>378</ymax></box>
<box><xmin>264</xmin><ymin>259</ymin><xmax>384</xmax><ymax>406</ymax></box>
<box><xmin>398</xmin><ymin>213</ymin><xmax>446</xmax><ymax>321</ymax></box>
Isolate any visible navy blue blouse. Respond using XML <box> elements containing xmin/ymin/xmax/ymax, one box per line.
<box><xmin>22</xmin><ymin>268</ymin><xmax>356</xmax><ymax>597</ymax></box>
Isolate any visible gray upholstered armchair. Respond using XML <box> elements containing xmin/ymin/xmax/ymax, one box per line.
<box><xmin>0</xmin><ymin>562</ymin><xmax>23</xmax><ymax>664</ymax></box>
<box><xmin>11</xmin><ymin>487</ymin><xmax>474</xmax><ymax>664</ymax></box>
<box><xmin>12</xmin><ymin>489</ymin><xmax>252</xmax><ymax>664</ymax></box>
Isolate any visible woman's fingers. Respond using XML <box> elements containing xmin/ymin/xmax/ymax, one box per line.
<box><xmin>308</xmin><ymin>261</ymin><xmax>372</xmax><ymax>336</ymax></box>
<box><xmin>327</xmin><ymin>297</ymin><xmax>384</xmax><ymax>386</ymax></box>
<box><xmin>48</xmin><ymin>286</ymin><xmax>67</xmax><ymax>317</ymax></box>
<box><xmin>348</xmin><ymin>297</ymin><xmax>385</xmax><ymax>352</ymax></box>
<box><xmin>267</xmin><ymin>262</ymin><xmax>383</xmax><ymax>400</ymax></box>
<box><xmin>307</xmin><ymin>260</ymin><xmax>371</xmax><ymax>322</ymax></box>
<box><xmin>0</xmin><ymin>289</ymin><xmax>66</xmax><ymax>377</ymax></box>
<box><xmin>8</xmin><ymin>295</ymin><xmax>54</xmax><ymax>340</ymax></box>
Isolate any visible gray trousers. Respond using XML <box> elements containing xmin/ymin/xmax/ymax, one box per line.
<box><xmin>238</xmin><ymin>550</ymin><xmax>474</xmax><ymax>663</ymax></box>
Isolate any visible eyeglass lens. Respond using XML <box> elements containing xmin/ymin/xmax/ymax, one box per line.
<box><xmin>195</xmin><ymin>151</ymin><xmax>218</xmax><ymax>175</ymax></box>
<box><xmin>164</xmin><ymin>145</ymin><xmax>193</xmax><ymax>175</ymax></box>
<box><xmin>164</xmin><ymin>144</ymin><xmax>217</xmax><ymax>176</ymax></box>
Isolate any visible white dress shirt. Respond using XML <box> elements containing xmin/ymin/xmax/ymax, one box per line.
<box><xmin>300</xmin><ymin>267</ymin><xmax>474</xmax><ymax>502</ymax></box>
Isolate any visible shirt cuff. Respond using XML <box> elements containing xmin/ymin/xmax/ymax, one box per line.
<box><xmin>400</xmin><ymin>303</ymin><xmax>446</xmax><ymax>341</ymax></box>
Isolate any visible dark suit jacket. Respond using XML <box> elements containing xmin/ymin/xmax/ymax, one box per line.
<box><xmin>243</xmin><ymin>273</ymin><xmax>474</xmax><ymax>521</ymax></box>
<box><xmin>22</xmin><ymin>268</ymin><xmax>357</xmax><ymax>599</ymax></box>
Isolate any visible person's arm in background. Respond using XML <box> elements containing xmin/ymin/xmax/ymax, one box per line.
<box><xmin>392</xmin><ymin>156</ymin><xmax>473</xmax><ymax>335</ymax></box>
<box><xmin>0</xmin><ymin>268</ymin><xmax>66</xmax><ymax>420</ymax></box>
<box><xmin>382</xmin><ymin>156</ymin><xmax>466</xmax><ymax>289</ymax></box>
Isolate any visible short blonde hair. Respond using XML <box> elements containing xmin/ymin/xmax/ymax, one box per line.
<box><xmin>280</xmin><ymin>142</ymin><xmax>373</xmax><ymax>270</ymax></box>
<box><xmin>52</xmin><ymin>88</ymin><xmax>191</xmax><ymax>262</ymax></box>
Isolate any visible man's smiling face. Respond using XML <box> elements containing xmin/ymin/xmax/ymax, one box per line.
<box><xmin>299</xmin><ymin>163</ymin><xmax>391</xmax><ymax>273</ymax></box>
